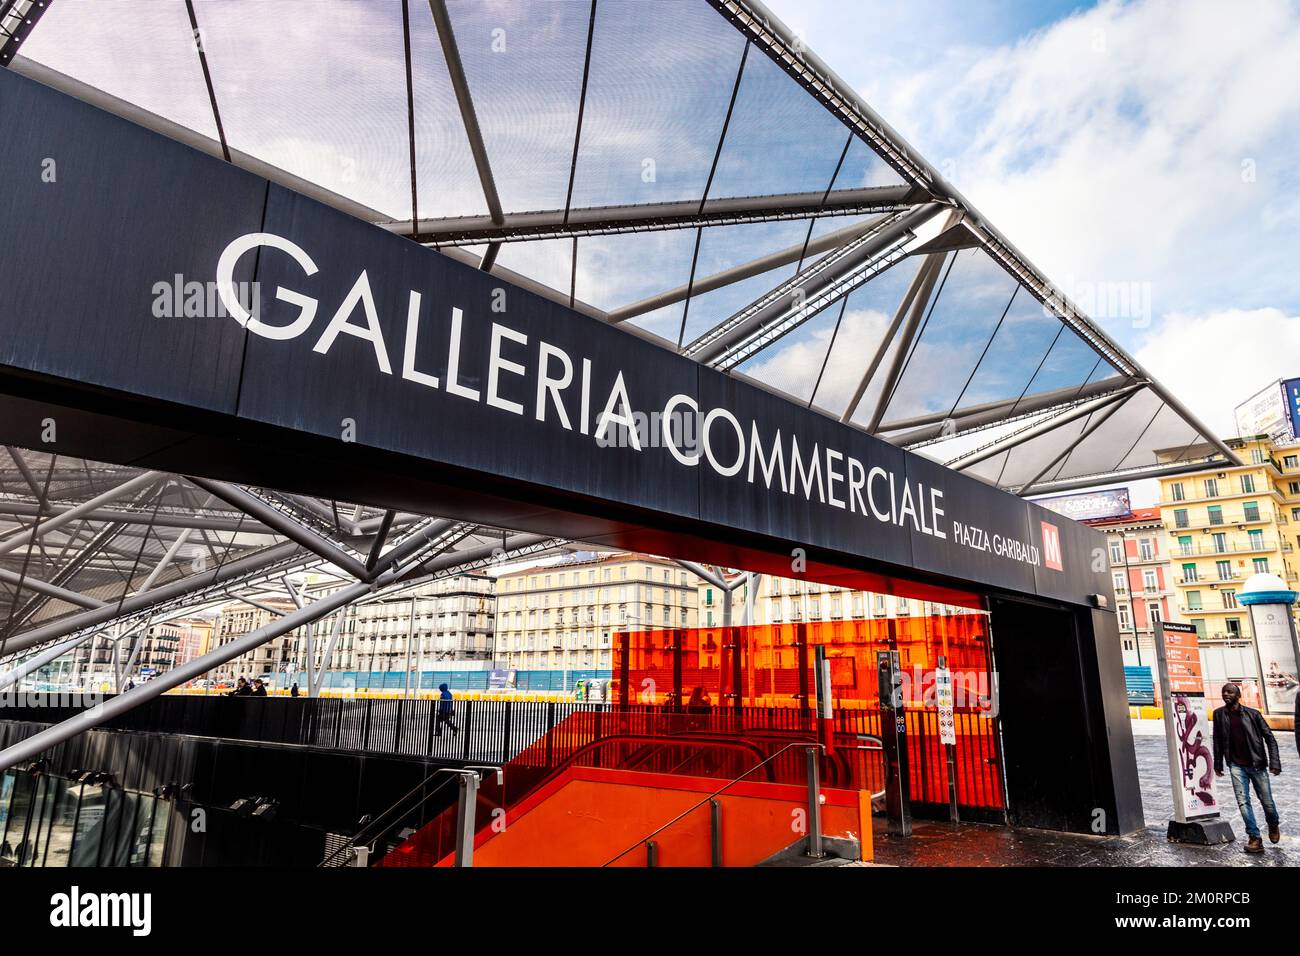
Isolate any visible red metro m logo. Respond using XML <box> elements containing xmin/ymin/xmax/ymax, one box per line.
<box><xmin>1041</xmin><ymin>521</ymin><xmax>1063</xmax><ymax>571</ymax></box>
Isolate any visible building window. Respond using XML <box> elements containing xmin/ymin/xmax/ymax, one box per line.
<box><xmin>1186</xmin><ymin>590</ymin><xmax>1202</xmax><ymax>610</ymax></box>
<box><xmin>1291</xmin><ymin>482</ymin><xmax>1300</xmax><ymax>495</ymax></box>
<box><xmin>1240</xmin><ymin>474</ymin><xmax>1256</xmax><ymax>494</ymax></box>
<box><xmin>1226</xmin><ymin>618</ymin><xmax>1242</xmax><ymax>638</ymax></box>
<box><xmin>1182</xmin><ymin>563</ymin><xmax>1198</xmax><ymax>583</ymax></box>
<box><xmin>1216</xmin><ymin>560</ymin><xmax>1233</xmax><ymax>581</ymax></box>
<box><xmin>1211</xmin><ymin>532</ymin><xmax>1227</xmax><ymax>554</ymax></box>
<box><xmin>1174</xmin><ymin>508</ymin><xmax>1189</xmax><ymax>529</ymax></box>
<box><xmin>1252</xmin><ymin>447</ymin><xmax>1267</xmax><ymax>465</ymax></box>
<box><xmin>1204</xmin><ymin>478</ymin><xmax>1219</xmax><ymax>498</ymax></box>
<box><xmin>1148</xmin><ymin>604</ymin><xmax>1162</xmax><ymax>625</ymax></box>
<box><xmin>1244</xmin><ymin>501</ymin><xmax>1261</xmax><ymax>522</ymax></box>
<box><xmin>1118</xmin><ymin>605</ymin><xmax>1131</xmax><ymax>629</ymax></box>
<box><xmin>1142</xmin><ymin>569</ymin><xmax>1158</xmax><ymax>591</ymax></box>
<box><xmin>1284</xmin><ymin>455</ymin><xmax>1298</xmax><ymax>469</ymax></box>
<box><xmin>1253</xmin><ymin>557</ymin><xmax>1270</xmax><ymax>574</ymax></box>
<box><xmin>1113</xmin><ymin>572</ymin><xmax>1125</xmax><ymax>592</ymax></box>
<box><xmin>1222</xmin><ymin>590</ymin><xmax>1237</xmax><ymax>609</ymax></box>
<box><xmin>1177</xmin><ymin>534</ymin><xmax>1194</xmax><ymax>557</ymax></box>
<box><xmin>1248</xmin><ymin>529</ymin><xmax>1265</xmax><ymax>550</ymax></box>
<box><xmin>1138</xmin><ymin>538</ymin><xmax>1154</xmax><ymax>561</ymax></box>
<box><xmin>1109</xmin><ymin>541</ymin><xmax>1123</xmax><ymax>564</ymax></box>
<box><xmin>1208</xmin><ymin>505</ymin><xmax>1224</xmax><ymax>525</ymax></box>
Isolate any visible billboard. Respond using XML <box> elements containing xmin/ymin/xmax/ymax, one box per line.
<box><xmin>1234</xmin><ymin>378</ymin><xmax>1300</xmax><ymax>443</ymax></box>
<box><xmin>1034</xmin><ymin>487</ymin><xmax>1131</xmax><ymax>522</ymax></box>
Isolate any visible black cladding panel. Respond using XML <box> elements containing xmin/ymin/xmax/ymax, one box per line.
<box><xmin>0</xmin><ymin>68</ymin><xmax>259</xmax><ymax>414</ymax></box>
<box><xmin>238</xmin><ymin>185</ymin><xmax>701</xmax><ymax>522</ymax></box>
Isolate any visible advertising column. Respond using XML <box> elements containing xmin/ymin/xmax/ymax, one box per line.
<box><xmin>1153</xmin><ymin>621</ymin><xmax>1234</xmax><ymax>844</ymax></box>
<box><xmin>1238</xmin><ymin>574</ymin><xmax>1300</xmax><ymax>717</ymax></box>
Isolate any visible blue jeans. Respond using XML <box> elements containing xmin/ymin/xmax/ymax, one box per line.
<box><xmin>1229</xmin><ymin>764</ymin><xmax>1279</xmax><ymax>839</ymax></box>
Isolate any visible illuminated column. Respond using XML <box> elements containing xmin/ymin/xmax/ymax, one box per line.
<box><xmin>1239</xmin><ymin>572</ymin><xmax>1300</xmax><ymax>716</ymax></box>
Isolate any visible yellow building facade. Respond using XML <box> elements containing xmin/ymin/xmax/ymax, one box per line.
<box><xmin>1157</xmin><ymin>436</ymin><xmax>1300</xmax><ymax>689</ymax></box>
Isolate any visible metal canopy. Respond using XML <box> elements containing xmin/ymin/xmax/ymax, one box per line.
<box><xmin>0</xmin><ymin>0</ymin><xmax>1236</xmax><ymax>706</ymax></box>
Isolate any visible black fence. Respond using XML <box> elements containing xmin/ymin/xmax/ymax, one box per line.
<box><xmin>0</xmin><ymin>695</ymin><xmax>1005</xmax><ymax>813</ymax></box>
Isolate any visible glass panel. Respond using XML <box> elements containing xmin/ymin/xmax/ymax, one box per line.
<box><xmin>23</xmin><ymin>0</ymin><xmax>221</xmax><ymax>140</ymax></box>
<box><xmin>878</xmin><ymin>248</ymin><xmax>1020</xmax><ymax>425</ymax></box>
<box><xmin>446</xmin><ymin>0</ymin><xmax>590</xmax><ymax>214</ymax></box>
<box><xmin>19</xmin><ymin>774</ymin><xmax>53</xmax><ymax>867</ymax></box>
<box><xmin>494</xmin><ymin>239</ymin><xmax>575</xmax><ymax>299</ymax></box>
<box><xmin>575</xmin><ymin>229</ymin><xmax>698</xmax><ymax>331</ymax></box>
<box><xmin>70</xmin><ymin>786</ymin><xmax>108</xmax><ymax>866</ymax></box>
<box><xmin>41</xmin><ymin>781</ymin><xmax>82</xmax><ymax>868</ymax></box>
<box><xmin>1</xmin><ymin>771</ymin><xmax>33</xmax><ymax>865</ymax></box>
<box><xmin>569</xmin><ymin>0</ymin><xmax>746</xmax><ymax>208</ymax></box>
<box><xmin>146</xmin><ymin>798</ymin><xmax>171</xmax><ymax>868</ymax></box>
<box><xmin>741</xmin><ymin>258</ymin><xmax>916</xmax><ymax>414</ymax></box>
<box><xmin>707</xmin><ymin>49</ymin><xmax>854</xmax><ymax>199</ymax></box>
<box><xmin>127</xmin><ymin>795</ymin><xmax>157</xmax><ymax>867</ymax></box>
<box><xmin>198</xmin><ymin>1</ymin><xmax>419</xmax><ymax>220</ymax></box>
<box><xmin>677</xmin><ymin>219</ymin><xmax>814</xmax><ymax>346</ymax></box>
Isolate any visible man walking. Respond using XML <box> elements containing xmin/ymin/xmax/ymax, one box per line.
<box><xmin>435</xmin><ymin>682</ymin><xmax>459</xmax><ymax>737</ymax></box>
<box><xmin>1213</xmin><ymin>682</ymin><xmax>1281</xmax><ymax>853</ymax></box>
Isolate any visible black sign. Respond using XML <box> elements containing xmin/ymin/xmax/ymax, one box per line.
<box><xmin>0</xmin><ymin>67</ymin><xmax>1110</xmax><ymax>609</ymax></box>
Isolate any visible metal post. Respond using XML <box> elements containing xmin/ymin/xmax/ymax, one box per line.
<box><xmin>710</xmin><ymin>799</ymin><xmax>722</xmax><ymax>867</ymax></box>
<box><xmin>805</xmin><ymin>746</ymin><xmax>824</xmax><ymax>859</ymax></box>
<box><xmin>645</xmin><ymin>840</ymin><xmax>657</xmax><ymax>867</ymax></box>
<box><xmin>403</xmin><ymin>595</ymin><xmax>416</xmax><ymax>699</ymax></box>
<box><xmin>877</xmin><ymin>644</ymin><xmax>912</xmax><ymax>837</ymax></box>
<box><xmin>453</xmin><ymin>771</ymin><xmax>481</xmax><ymax>867</ymax></box>
<box><xmin>938</xmin><ymin>655</ymin><xmax>960</xmax><ymax>824</ymax></box>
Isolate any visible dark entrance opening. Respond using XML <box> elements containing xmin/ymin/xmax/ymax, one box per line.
<box><xmin>989</xmin><ymin>596</ymin><xmax>1143</xmax><ymax>834</ymax></box>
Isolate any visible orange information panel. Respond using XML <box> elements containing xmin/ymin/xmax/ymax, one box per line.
<box><xmin>1161</xmin><ymin>622</ymin><xmax>1204</xmax><ymax>694</ymax></box>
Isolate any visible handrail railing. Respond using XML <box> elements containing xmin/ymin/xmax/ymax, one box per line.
<box><xmin>602</xmin><ymin>741</ymin><xmax>825</xmax><ymax>867</ymax></box>
<box><xmin>319</xmin><ymin>767</ymin><xmax>481</xmax><ymax>867</ymax></box>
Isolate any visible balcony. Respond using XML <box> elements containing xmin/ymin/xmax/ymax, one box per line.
<box><xmin>1176</xmin><ymin>571</ymin><xmax>1247</xmax><ymax>584</ymax></box>
<box><xmin>1166</xmin><ymin>512</ymin><xmax>1272</xmax><ymax>532</ymax></box>
<box><xmin>1171</xmin><ymin>538</ymin><xmax>1278</xmax><ymax>557</ymax></box>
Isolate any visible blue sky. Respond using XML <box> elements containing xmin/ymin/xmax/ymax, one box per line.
<box><xmin>768</xmin><ymin>0</ymin><xmax>1300</xmax><ymax>438</ymax></box>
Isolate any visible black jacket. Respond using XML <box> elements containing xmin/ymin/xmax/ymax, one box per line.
<box><xmin>1212</xmin><ymin>704</ymin><xmax>1280</xmax><ymax>773</ymax></box>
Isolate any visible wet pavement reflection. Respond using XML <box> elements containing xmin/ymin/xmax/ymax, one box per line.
<box><xmin>873</xmin><ymin>731</ymin><xmax>1300</xmax><ymax>867</ymax></box>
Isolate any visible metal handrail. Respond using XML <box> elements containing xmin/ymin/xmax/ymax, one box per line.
<box><xmin>319</xmin><ymin>766</ymin><xmax>486</xmax><ymax>867</ymax></box>
<box><xmin>602</xmin><ymin>740</ymin><xmax>825</xmax><ymax>867</ymax></box>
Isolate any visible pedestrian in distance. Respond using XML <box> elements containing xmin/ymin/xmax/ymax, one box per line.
<box><xmin>290</xmin><ymin>682</ymin><xmax>299</xmax><ymax>698</ymax></box>
<box><xmin>227</xmin><ymin>677</ymin><xmax>252</xmax><ymax>697</ymax></box>
<box><xmin>251</xmin><ymin>679</ymin><xmax>268</xmax><ymax>697</ymax></box>
<box><xmin>1213</xmin><ymin>682</ymin><xmax>1282</xmax><ymax>853</ymax></box>
<box><xmin>435</xmin><ymin>682</ymin><xmax>459</xmax><ymax>736</ymax></box>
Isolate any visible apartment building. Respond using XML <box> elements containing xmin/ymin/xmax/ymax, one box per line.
<box><xmin>752</xmin><ymin>576</ymin><xmax>944</xmax><ymax>626</ymax></box>
<box><xmin>1156</xmin><ymin>435</ymin><xmax>1300</xmax><ymax>692</ymax></box>
<box><xmin>1083</xmin><ymin>507</ymin><xmax>1176</xmax><ymax>668</ymax></box>
<box><xmin>68</xmin><ymin>618</ymin><xmax>212</xmax><ymax>687</ymax></box>
<box><xmin>340</xmin><ymin>575</ymin><xmax>495</xmax><ymax>674</ymax></box>
<box><xmin>210</xmin><ymin>596</ymin><xmax>298</xmax><ymax>683</ymax></box>
<box><xmin>207</xmin><ymin>575</ymin><xmax>496</xmax><ymax>684</ymax></box>
<box><xmin>493</xmin><ymin>552</ymin><xmax>701</xmax><ymax>672</ymax></box>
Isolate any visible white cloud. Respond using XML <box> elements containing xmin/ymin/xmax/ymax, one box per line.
<box><xmin>1135</xmin><ymin>307</ymin><xmax>1300</xmax><ymax>437</ymax></box>
<box><xmin>779</xmin><ymin>0</ymin><xmax>1300</xmax><ymax>442</ymax></box>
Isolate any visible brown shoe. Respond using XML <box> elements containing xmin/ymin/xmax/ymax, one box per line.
<box><xmin>1269</xmin><ymin>824</ymin><xmax>1281</xmax><ymax>844</ymax></box>
<box><xmin>1245</xmin><ymin>836</ymin><xmax>1265</xmax><ymax>854</ymax></box>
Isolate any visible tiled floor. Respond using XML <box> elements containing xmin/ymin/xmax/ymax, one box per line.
<box><xmin>872</xmin><ymin>731</ymin><xmax>1300</xmax><ymax>867</ymax></box>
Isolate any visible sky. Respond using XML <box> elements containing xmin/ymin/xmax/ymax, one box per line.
<box><xmin>769</xmin><ymin>0</ymin><xmax>1300</xmax><ymax>440</ymax></box>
